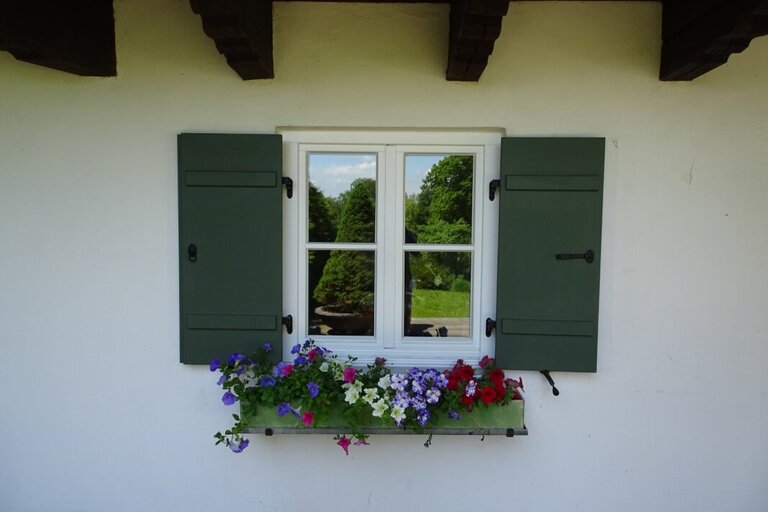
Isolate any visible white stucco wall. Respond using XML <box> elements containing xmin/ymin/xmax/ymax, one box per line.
<box><xmin>1</xmin><ymin>1</ymin><xmax>767</xmax><ymax>511</ymax></box>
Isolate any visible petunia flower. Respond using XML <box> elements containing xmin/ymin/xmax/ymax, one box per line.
<box><xmin>337</xmin><ymin>435</ymin><xmax>351</xmax><ymax>456</ymax></box>
<box><xmin>371</xmin><ymin>399</ymin><xmax>389</xmax><ymax>417</ymax></box>
<box><xmin>290</xmin><ymin>343</ymin><xmax>301</xmax><ymax>354</ymax></box>
<box><xmin>221</xmin><ymin>391</ymin><xmax>237</xmax><ymax>406</ymax></box>
<box><xmin>302</xmin><ymin>411</ymin><xmax>315</xmax><ymax>427</ymax></box>
<box><xmin>209</xmin><ymin>359</ymin><xmax>220</xmax><ymax>372</ymax></box>
<box><xmin>229</xmin><ymin>438</ymin><xmax>249</xmax><ymax>453</ymax></box>
<box><xmin>342</xmin><ymin>367</ymin><xmax>356</xmax><ymax>383</ymax></box>
<box><xmin>307</xmin><ymin>381</ymin><xmax>319</xmax><ymax>398</ymax></box>
<box><xmin>377</xmin><ymin>374</ymin><xmax>391</xmax><ymax>390</ymax></box>
<box><xmin>390</xmin><ymin>405</ymin><xmax>406</xmax><ymax>424</ymax></box>
<box><xmin>276</xmin><ymin>402</ymin><xmax>292</xmax><ymax>417</ymax></box>
<box><xmin>281</xmin><ymin>364</ymin><xmax>294</xmax><ymax>376</ymax></box>
<box><xmin>262</xmin><ymin>342</ymin><xmax>272</xmax><ymax>353</ymax></box>
<box><xmin>216</xmin><ymin>375</ymin><xmax>226</xmax><ymax>386</ymax></box>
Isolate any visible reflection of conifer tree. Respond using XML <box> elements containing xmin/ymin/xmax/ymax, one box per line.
<box><xmin>307</xmin><ymin>183</ymin><xmax>336</xmax><ymax>311</ymax></box>
<box><xmin>313</xmin><ymin>180</ymin><xmax>375</xmax><ymax>311</ymax></box>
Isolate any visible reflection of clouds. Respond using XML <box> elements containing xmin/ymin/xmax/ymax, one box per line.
<box><xmin>310</xmin><ymin>154</ymin><xmax>377</xmax><ymax>197</ymax></box>
<box><xmin>405</xmin><ymin>155</ymin><xmax>443</xmax><ymax>196</ymax></box>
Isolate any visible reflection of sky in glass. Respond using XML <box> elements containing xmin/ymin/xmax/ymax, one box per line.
<box><xmin>405</xmin><ymin>155</ymin><xmax>444</xmax><ymax>196</ymax></box>
<box><xmin>309</xmin><ymin>154</ymin><xmax>376</xmax><ymax>198</ymax></box>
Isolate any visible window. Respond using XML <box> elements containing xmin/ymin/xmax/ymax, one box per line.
<box><xmin>178</xmin><ymin>132</ymin><xmax>605</xmax><ymax>372</ymax></box>
<box><xmin>282</xmin><ymin>129</ymin><xmax>502</xmax><ymax>366</ymax></box>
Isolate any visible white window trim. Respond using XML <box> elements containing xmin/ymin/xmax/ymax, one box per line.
<box><xmin>279</xmin><ymin>127</ymin><xmax>504</xmax><ymax>367</ymax></box>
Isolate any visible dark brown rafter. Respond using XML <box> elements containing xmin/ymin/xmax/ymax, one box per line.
<box><xmin>661</xmin><ymin>0</ymin><xmax>768</xmax><ymax>80</ymax></box>
<box><xmin>0</xmin><ymin>0</ymin><xmax>115</xmax><ymax>76</ymax></box>
<box><xmin>190</xmin><ymin>0</ymin><xmax>274</xmax><ymax>80</ymax></box>
<box><xmin>446</xmin><ymin>0</ymin><xmax>510</xmax><ymax>81</ymax></box>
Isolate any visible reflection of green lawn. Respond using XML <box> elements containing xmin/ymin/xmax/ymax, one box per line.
<box><xmin>411</xmin><ymin>289</ymin><xmax>470</xmax><ymax>318</ymax></box>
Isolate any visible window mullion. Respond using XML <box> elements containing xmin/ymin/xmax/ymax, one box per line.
<box><xmin>381</xmin><ymin>145</ymin><xmax>399</xmax><ymax>349</ymax></box>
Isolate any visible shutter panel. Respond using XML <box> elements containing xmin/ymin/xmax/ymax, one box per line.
<box><xmin>178</xmin><ymin>133</ymin><xmax>283</xmax><ymax>364</ymax></box>
<box><xmin>495</xmin><ymin>137</ymin><xmax>604</xmax><ymax>372</ymax></box>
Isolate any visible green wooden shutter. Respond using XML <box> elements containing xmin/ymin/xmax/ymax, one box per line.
<box><xmin>495</xmin><ymin>137</ymin><xmax>605</xmax><ymax>372</ymax></box>
<box><xmin>178</xmin><ymin>133</ymin><xmax>283</xmax><ymax>364</ymax></box>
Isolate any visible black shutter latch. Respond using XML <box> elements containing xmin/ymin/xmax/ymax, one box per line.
<box><xmin>489</xmin><ymin>179</ymin><xmax>501</xmax><ymax>201</ymax></box>
<box><xmin>485</xmin><ymin>317</ymin><xmax>496</xmax><ymax>337</ymax></box>
<box><xmin>281</xmin><ymin>315</ymin><xmax>293</xmax><ymax>334</ymax></box>
<box><xmin>555</xmin><ymin>249</ymin><xmax>595</xmax><ymax>263</ymax></box>
<box><xmin>539</xmin><ymin>370</ymin><xmax>560</xmax><ymax>396</ymax></box>
<box><xmin>187</xmin><ymin>243</ymin><xmax>197</xmax><ymax>262</ymax></box>
<box><xmin>281</xmin><ymin>177</ymin><xmax>293</xmax><ymax>199</ymax></box>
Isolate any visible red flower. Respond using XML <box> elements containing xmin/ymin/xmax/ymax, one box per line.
<box><xmin>307</xmin><ymin>348</ymin><xmax>319</xmax><ymax>361</ymax></box>
<box><xmin>480</xmin><ymin>385</ymin><xmax>498</xmax><ymax>404</ymax></box>
<box><xmin>479</xmin><ymin>355</ymin><xmax>496</xmax><ymax>369</ymax></box>
<box><xmin>461</xmin><ymin>394</ymin><xmax>475</xmax><ymax>406</ymax></box>
<box><xmin>494</xmin><ymin>383</ymin><xmax>506</xmax><ymax>400</ymax></box>
<box><xmin>458</xmin><ymin>365</ymin><xmax>474</xmax><ymax>381</ymax></box>
<box><xmin>447</xmin><ymin>377</ymin><xmax>459</xmax><ymax>391</ymax></box>
<box><xmin>302</xmin><ymin>411</ymin><xmax>315</xmax><ymax>427</ymax></box>
<box><xmin>281</xmin><ymin>364</ymin><xmax>293</xmax><ymax>376</ymax></box>
<box><xmin>489</xmin><ymin>369</ymin><xmax>505</xmax><ymax>385</ymax></box>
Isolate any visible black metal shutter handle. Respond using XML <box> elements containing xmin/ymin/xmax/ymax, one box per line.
<box><xmin>187</xmin><ymin>243</ymin><xmax>197</xmax><ymax>262</ymax></box>
<box><xmin>555</xmin><ymin>249</ymin><xmax>594</xmax><ymax>263</ymax></box>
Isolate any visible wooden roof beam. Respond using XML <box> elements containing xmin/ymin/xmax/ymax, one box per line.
<box><xmin>190</xmin><ymin>0</ymin><xmax>274</xmax><ymax>80</ymax></box>
<box><xmin>0</xmin><ymin>0</ymin><xmax>115</xmax><ymax>76</ymax></box>
<box><xmin>660</xmin><ymin>0</ymin><xmax>768</xmax><ymax>81</ymax></box>
<box><xmin>446</xmin><ymin>0</ymin><xmax>510</xmax><ymax>81</ymax></box>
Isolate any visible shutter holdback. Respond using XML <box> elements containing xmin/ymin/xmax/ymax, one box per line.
<box><xmin>489</xmin><ymin>179</ymin><xmax>501</xmax><ymax>201</ymax></box>
<box><xmin>539</xmin><ymin>370</ymin><xmax>560</xmax><ymax>396</ymax></box>
<box><xmin>281</xmin><ymin>177</ymin><xmax>293</xmax><ymax>198</ymax></box>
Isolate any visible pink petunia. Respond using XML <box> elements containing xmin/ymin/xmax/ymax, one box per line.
<box><xmin>337</xmin><ymin>435</ymin><xmax>351</xmax><ymax>456</ymax></box>
<box><xmin>342</xmin><ymin>367</ymin><xmax>356</xmax><ymax>383</ymax></box>
<box><xmin>302</xmin><ymin>411</ymin><xmax>315</xmax><ymax>427</ymax></box>
<box><xmin>281</xmin><ymin>364</ymin><xmax>294</xmax><ymax>376</ymax></box>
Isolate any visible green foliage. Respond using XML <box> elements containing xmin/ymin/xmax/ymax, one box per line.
<box><xmin>313</xmin><ymin>179</ymin><xmax>376</xmax><ymax>311</ymax></box>
<box><xmin>450</xmin><ymin>276</ymin><xmax>471</xmax><ymax>293</ymax></box>
<box><xmin>308</xmin><ymin>183</ymin><xmax>336</xmax><ymax>311</ymax></box>
<box><xmin>411</xmin><ymin>289</ymin><xmax>470</xmax><ymax>318</ymax></box>
<box><xmin>405</xmin><ymin>156</ymin><xmax>473</xmax><ymax>290</ymax></box>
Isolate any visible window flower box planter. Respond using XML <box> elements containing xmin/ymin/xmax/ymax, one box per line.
<box><xmin>241</xmin><ymin>398</ymin><xmax>526</xmax><ymax>437</ymax></box>
<box><xmin>212</xmin><ymin>340</ymin><xmax>527</xmax><ymax>453</ymax></box>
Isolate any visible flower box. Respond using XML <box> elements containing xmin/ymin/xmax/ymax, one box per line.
<box><xmin>240</xmin><ymin>398</ymin><xmax>526</xmax><ymax>437</ymax></box>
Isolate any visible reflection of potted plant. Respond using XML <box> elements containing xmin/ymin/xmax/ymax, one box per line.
<box><xmin>313</xmin><ymin>180</ymin><xmax>375</xmax><ymax>333</ymax></box>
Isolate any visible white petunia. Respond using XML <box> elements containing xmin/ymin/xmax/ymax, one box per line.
<box><xmin>371</xmin><ymin>399</ymin><xmax>390</xmax><ymax>417</ymax></box>
<box><xmin>390</xmin><ymin>405</ymin><xmax>406</xmax><ymax>424</ymax></box>
<box><xmin>344</xmin><ymin>387</ymin><xmax>360</xmax><ymax>405</ymax></box>
<box><xmin>319</xmin><ymin>362</ymin><xmax>330</xmax><ymax>372</ymax></box>
<box><xmin>377</xmin><ymin>374</ymin><xmax>391</xmax><ymax>390</ymax></box>
<box><xmin>363</xmin><ymin>388</ymin><xmax>379</xmax><ymax>405</ymax></box>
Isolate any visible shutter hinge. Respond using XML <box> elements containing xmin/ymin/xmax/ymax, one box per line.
<box><xmin>281</xmin><ymin>314</ymin><xmax>293</xmax><ymax>334</ymax></box>
<box><xmin>485</xmin><ymin>317</ymin><xmax>496</xmax><ymax>337</ymax></box>
<box><xmin>281</xmin><ymin>177</ymin><xmax>293</xmax><ymax>199</ymax></box>
<box><xmin>489</xmin><ymin>179</ymin><xmax>501</xmax><ymax>201</ymax></box>
<box><xmin>539</xmin><ymin>370</ymin><xmax>560</xmax><ymax>396</ymax></box>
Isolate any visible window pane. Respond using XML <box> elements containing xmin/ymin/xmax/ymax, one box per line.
<box><xmin>309</xmin><ymin>249</ymin><xmax>375</xmax><ymax>336</ymax></box>
<box><xmin>404</xmin><ymin>251</ymin><xmax>470</xmax><ymax>337</ymax></box>
<box><xmin>308</xmin><ymin>153</ymin><xmax>376</xmax><ymax>243</ymax></box>
<box><xmin>404</xmin><ymin>154</ymin><xmax>473</xmax><ymax>245</ymax></box>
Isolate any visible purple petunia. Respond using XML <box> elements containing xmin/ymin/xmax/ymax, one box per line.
<box><xmin>425</xmin><ymin>387</ymin><xmax>441</xmax><ymax>404</ymax></box>
<box><xmin>261</xmin><ymin>376</ymin><xmax>276</xmax><ymax>387</ymax></box>
<box><xmin>209</xmin><ymin>359</ymin><xmax>220</xmax><ymax>372</ymax></box>
<box><xmin>276</xmin><ymin>402</ymin><xmax>292</xmax><ymax>417</ymax></box>
<box><xmin>221</xmin><ymin>391</ymin><xmax>237</xmax><ymax>406</ymax></box>
<box><xmin>290</xmin><ymin>343</ymin><xmax>301</xmax><ymax>354</ymax></box>
<box><xmin>227</xmin><ymin>353</ymin><xmax>245</xmax><ymax>365</ymax></box>
<box><xmin>307</xmin><ymin>381</ymin><xmax>319</xmax><ymax>399</ymax></box>
<box><xmin>263</xmin><ymin>342</ymin><xmax>272</xmax><ymax>353</ymax></box>
<box><xmin>229</xmin><ymin>438</ymin><xmax>249</xmax><ymax>453</ymax></box>
<box><xmin>216</xmin><ymin>375</ymin><xmax>226</xmax><ymax>386</ymax></box>
<box><xmin>448</xmin><ymin>410</ymin><xmax>461</xmax><ymax>421</ymax></box>
<box><xmin>294</xmin><ymin>355</ymin><xmax>307</xmax><ymax>366</ymax></box>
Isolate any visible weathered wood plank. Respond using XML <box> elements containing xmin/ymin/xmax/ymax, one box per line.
<box><xmin>446</xmin><ymin>0</ymin><xmax>510</xmax><ymax>81</ymax></box>
<box><xmin>190</xmin><ymin>0</ymin><xmax>274</xmax><ymax>80</ymax></box>
<box><xmin>0</xmin><ymin>0</ymin><xmax>115</xmax><ymax>76</ymax></box>
<box><xmin>661</xmin><ymin>0</ymin><xmax>768</xmax><ymax>81</ymax></box>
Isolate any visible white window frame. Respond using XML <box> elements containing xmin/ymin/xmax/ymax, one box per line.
<box><xmin>280</xmin><ymin>128</ymin><xmax>503</xmax><ymax>367</ymax></box>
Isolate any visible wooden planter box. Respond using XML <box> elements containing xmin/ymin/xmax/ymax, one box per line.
<box><xmin>241</xmin><ymin>399</ymin><xmax>527</xmax><ymax>437</ymax></box>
